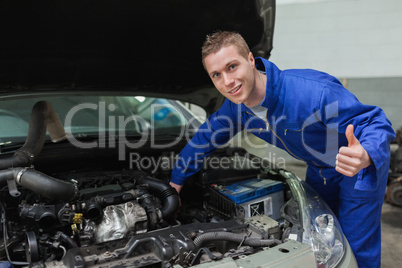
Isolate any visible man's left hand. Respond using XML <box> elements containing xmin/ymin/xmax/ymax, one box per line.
<box><xmin>336</xmin><ymin>124</ymin><xmax>373</xmax><ymax>177</ymax></box>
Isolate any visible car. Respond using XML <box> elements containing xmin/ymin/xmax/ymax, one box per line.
<box><xmin>0</xmin><ymin>1</ymin><xmax>357</xmax><ymax>267</ymax></box>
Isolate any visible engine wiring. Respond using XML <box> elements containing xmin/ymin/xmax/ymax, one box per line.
<box><xmin>0</xmin><ymin>202</ymin><xmax>29</xmax><ymax>266</ymax></box>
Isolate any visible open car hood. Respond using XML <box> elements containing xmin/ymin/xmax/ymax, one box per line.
<box><xmin>0</xmin><ymin>0</ymin><xmax>275</xmax><ymax>114</ymax></box>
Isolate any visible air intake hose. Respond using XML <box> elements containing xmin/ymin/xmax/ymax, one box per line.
<box><xmin>136</xmin><ymin>174</ymin><xmax>179</xmax><ymax>219</ymax></box>
<box><xmin>0</xmin><ymin>167</ymin><xmax>77</xmax><ymax>201</ymax></box>
<box><xmin>193</xmin><ymin>231</ymin><xmax>282</xmax><ymax>251</ymax></box>
<box><xmin>0</xmin><ymin>101</ymin><xmax>66</xmax><ymax>170</ymax></box>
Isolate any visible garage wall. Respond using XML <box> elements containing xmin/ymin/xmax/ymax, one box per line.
<box><xmin>270</xmin><ymin>0</ymin><xmax>402</xmax><ymax>78</ymax></box>
<box><xmin>269</xmin><ymin>0</ymin><xmax>402</xmax><ymax>130</ymax></box>
<box><xmin>344</xmin><ymin>77</ymin><xmax>402</xmax><ymax>130</ymax></box>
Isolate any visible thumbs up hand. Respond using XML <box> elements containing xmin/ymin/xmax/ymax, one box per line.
<box><xmin>335</xmin><ymin>124</ymin><xmax>373</xmax><ymax>177</ymax></box>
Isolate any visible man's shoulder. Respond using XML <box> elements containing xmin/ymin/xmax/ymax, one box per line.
<box><xmin>256</xmin><ymin>57</ymin><xmax>342</xmax><ymax>87</ymax></box>
<box><xmin>282</xmin><ymin>68</ymin><xmax>340</xmax><ymax>86</ymax></box>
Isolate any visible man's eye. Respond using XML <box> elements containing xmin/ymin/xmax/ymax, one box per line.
<box><xmin>212</xmin><ymin>73</ymin><xmax>220</xmax><ymax>78</ymax></box>
<box><xmin>229</xmin><ymin>64</ymin><xmax>236</xmax><ymax>70</ymax></box>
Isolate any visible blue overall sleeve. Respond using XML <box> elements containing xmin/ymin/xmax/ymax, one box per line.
<box><xmin>171</xmin><ymin>100</ymin><xmax>243</xmax><ymax>185</ymax></box>
<box><xmin>319</xmin><ymin>80</ymin><xmax>395</xmax><ymax>190</ymax></box>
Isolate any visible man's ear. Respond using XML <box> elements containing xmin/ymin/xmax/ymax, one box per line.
<box><xmin>249</xmin><ymin>52</ymin><xmax>255</xmax><ymax>67</ymax></box>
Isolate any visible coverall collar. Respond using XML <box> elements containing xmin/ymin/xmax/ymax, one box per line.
<box><xmin>240</xmin><ymin>57</ymin><xmax>281</xmax><ymax>114</ymax></box>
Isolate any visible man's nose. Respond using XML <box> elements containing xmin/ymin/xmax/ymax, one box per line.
<box><xmin>223</xmin><ymin>73</ymin><xmax>234</xmax><ymax>87</ymax></box>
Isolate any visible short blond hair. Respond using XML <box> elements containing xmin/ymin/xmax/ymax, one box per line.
<box><xmin>201</xmin><ymin>31</ymin><xmax>250</xmax><ymax>69</ymax></box>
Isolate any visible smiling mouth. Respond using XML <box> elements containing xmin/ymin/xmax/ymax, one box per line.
<box><xmin>229</xmin><ymin>85</ymin><xmax>241</xmax><ymax>94</ymax></box>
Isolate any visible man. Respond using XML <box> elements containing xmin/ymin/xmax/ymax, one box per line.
<box><xmin>170</xmin><ymin>31</ymin><xmax>395</xmax><ymax>267</ymax></box>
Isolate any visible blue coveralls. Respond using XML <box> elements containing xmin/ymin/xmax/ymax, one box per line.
<box><xmin>171</xmin><ymin>57</ymin><xmax>395</xmax><ymax>267</ymax></box>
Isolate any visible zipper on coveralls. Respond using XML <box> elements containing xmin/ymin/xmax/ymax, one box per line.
<box><xmin>284</xmin><ymin>112</ymin><xmax>321</xmax><ymax>136</ymax></box>
<box><xmin>246</xmin><ymin>111</ymin><xmax>303</xmax><ymax>161</ymax></box>
<box><xmin>247</xmin><ymin>111</ymin><xmax>328</xmax><ymax>185</ymax></box>
<box><xmin>319</xmin><ymin>168</ymin><xmax>327</xmax><ymax>185</ymax></box>
<box><xmin>246</xmin><ymin>111</ymin><xmax>268</xmax><ymax>134</ymax></box>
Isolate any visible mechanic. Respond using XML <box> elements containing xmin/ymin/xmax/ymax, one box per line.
<box><xmin>170</xmin><ymin>31</ymin><xmax>395</xmax><ymax>267</ymax></box>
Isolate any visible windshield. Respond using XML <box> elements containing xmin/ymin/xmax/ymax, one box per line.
<box><xmin>0</xmin><ymin>96</ymin><xmax>204</xmax><ymax>148</ymax></box>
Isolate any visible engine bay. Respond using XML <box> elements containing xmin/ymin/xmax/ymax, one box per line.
<box><xmin>1</xmin><ymin>163</ymin><xmax>302</xmax><ymax>268</ymax></box>
<box><xmin>0</xmin><ymin>102</ymin><xmax>304</xmax><ymax>267</ymax></box>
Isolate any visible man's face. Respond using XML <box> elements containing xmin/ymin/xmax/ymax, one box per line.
<box><xmin>204</xmin><ymin>45</ymin><xmax>256</xmax><ymax>106</ymax></box>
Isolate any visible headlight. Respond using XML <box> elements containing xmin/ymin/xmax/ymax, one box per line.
<box><xmin>281</xmin><ymin>171</ymin><xmax>345</xmax><ymax>268</ymax></box>
<box><xmin>308</xmin><ymin>205</ymin><xmax>345</xmax><ymax>267</ymax></box>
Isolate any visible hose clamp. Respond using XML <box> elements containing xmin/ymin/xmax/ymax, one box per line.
<box><xmin>16</xmin><ymin>167</ymin><xmax>29</xmax><ymax>184</ymax></box>
<box><xmin>16</xmin><ymin>149</ymin><xmax>35</xmax><ymax>160</ymax></box>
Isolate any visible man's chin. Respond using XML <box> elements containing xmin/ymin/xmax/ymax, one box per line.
<box><xmin>223</xmin><ymin>93</ymin><xmax>245</xmax><ymax>105</ymax></box>
<box><xmin>226</xmin><ymin>95</ymin><xmax>243</xmax><ymax>104</ymax></box>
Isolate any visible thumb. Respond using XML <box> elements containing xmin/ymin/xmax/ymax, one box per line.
<box><xmin>345</xmin><ymin>124</ymin><xmax>359</xmax><ymax>147</ymax></box>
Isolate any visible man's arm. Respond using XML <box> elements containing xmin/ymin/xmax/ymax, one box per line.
<box><xmin>169</xmin><ymin>181</ymin><xmax>183</xmax><ymax>193</ymax></box>
<box><xmin>320</xmin><ymin>82</ymin><xmax>395</xmax><ymax>190</ymax></box>
<box><xmin>170</xmin><ymin>100</ymin><xmax>242</xmax><ymax>192</ymax></box>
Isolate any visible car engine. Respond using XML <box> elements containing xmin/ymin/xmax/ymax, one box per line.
<box><xmin>1</xmin><ymin>168</ymin><xmax>295</xmax><ymax>268</ymax></box>
<box><xmin>0</xmin><ymin>102</ymin><xmax>300</xmax><ymax>268</ymax></box>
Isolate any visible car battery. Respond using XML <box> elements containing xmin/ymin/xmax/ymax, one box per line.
<box><xmin>218</xmin><ymin>178</ymin><xmax>284</xmax><ymax>220</ymax></box>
